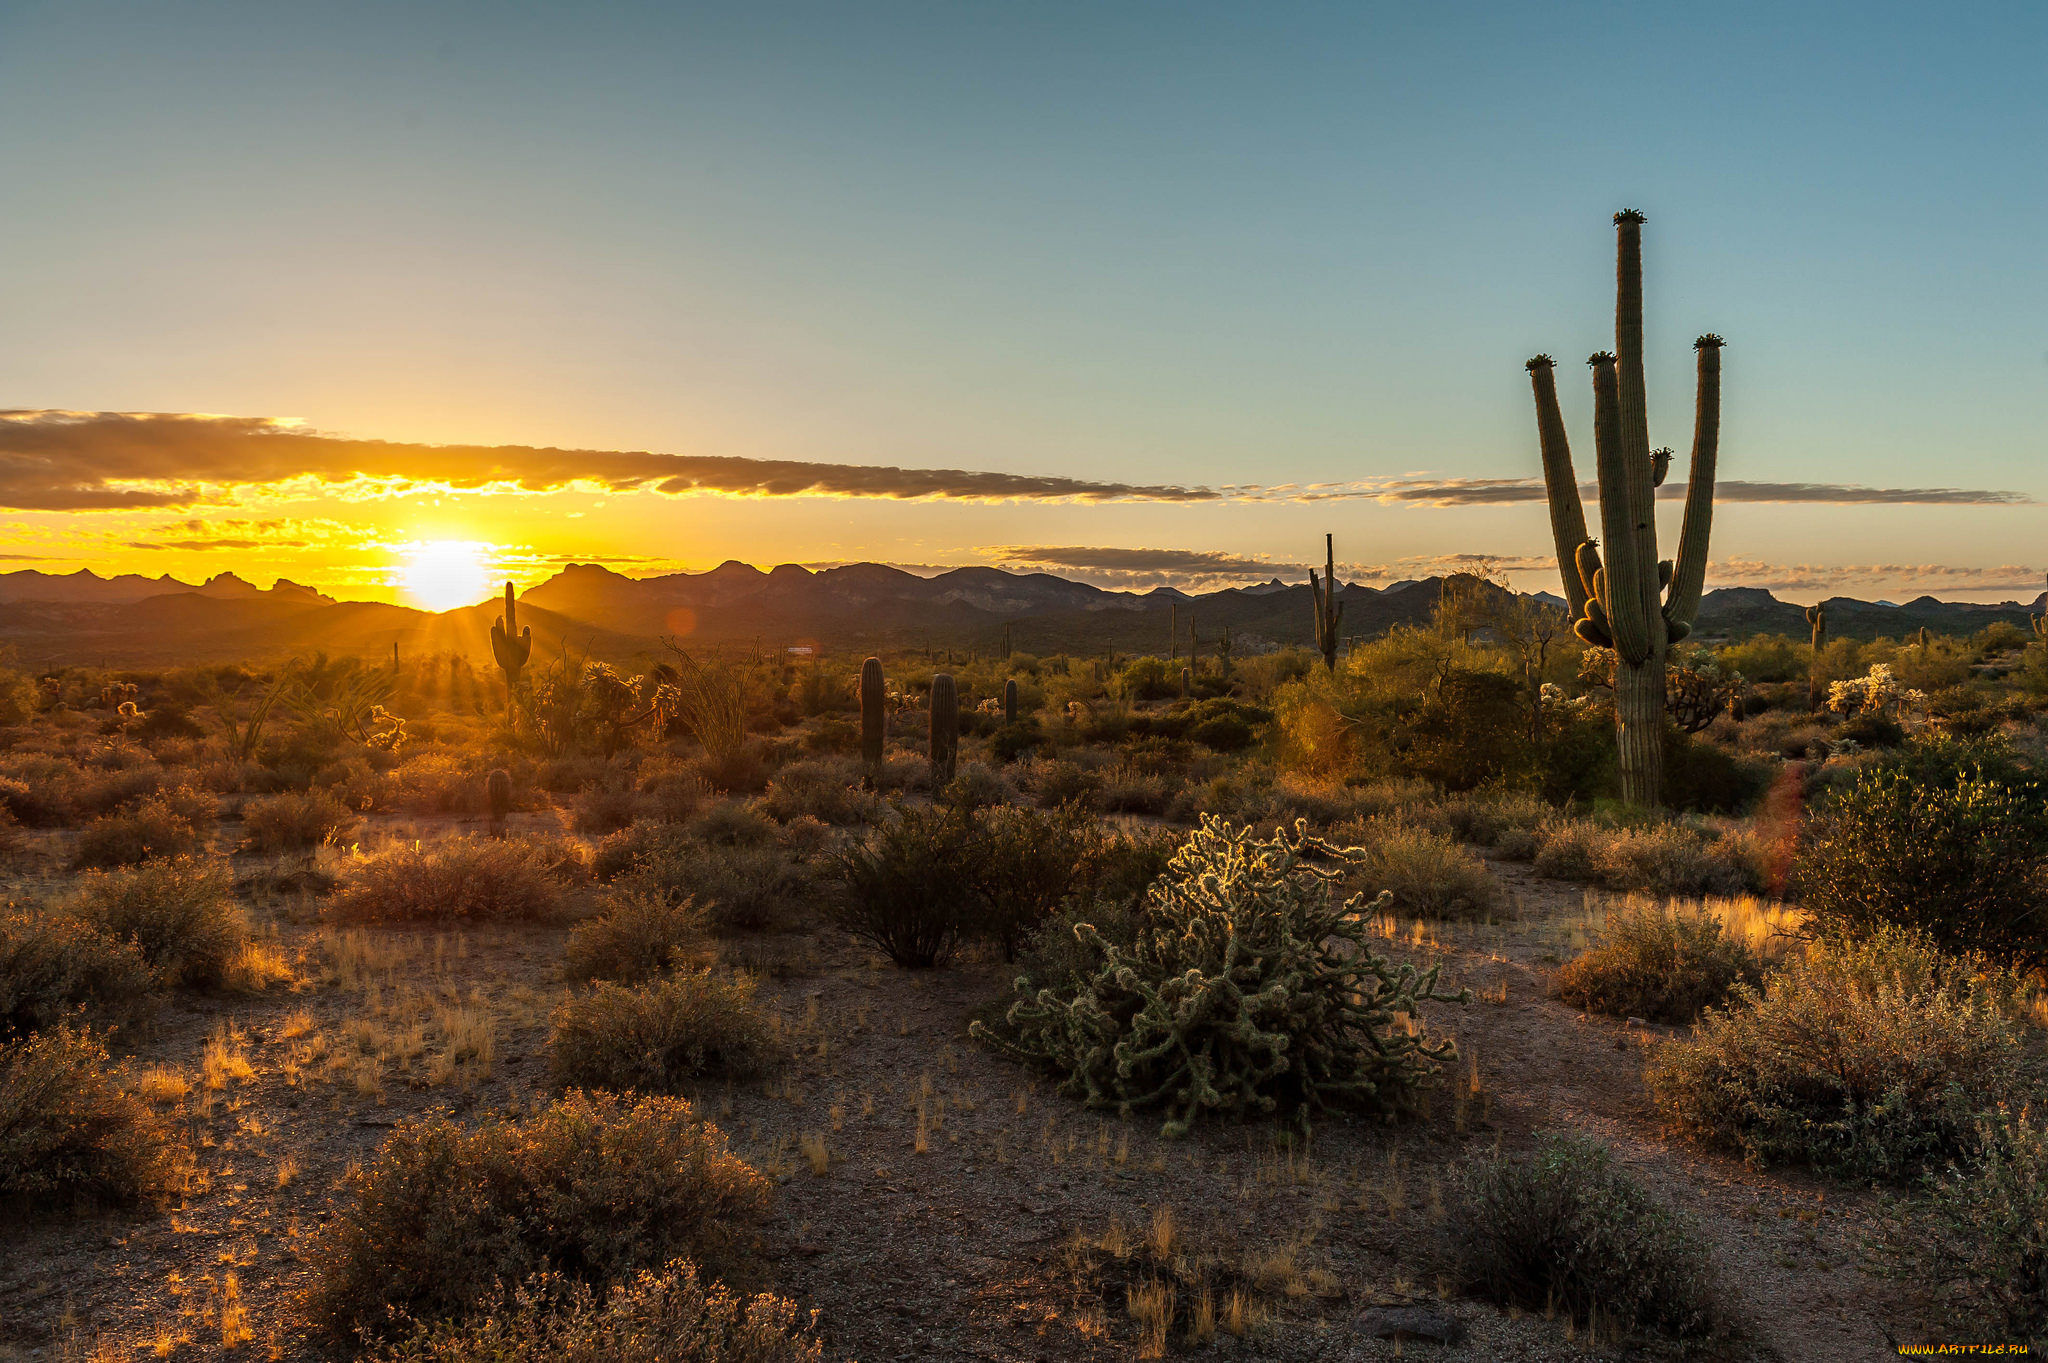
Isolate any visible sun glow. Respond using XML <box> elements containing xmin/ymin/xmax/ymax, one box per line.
<box><xmin>399</xmin><ymin>540</ymin><xmax>494</xmax><ymax>612</ymax></box>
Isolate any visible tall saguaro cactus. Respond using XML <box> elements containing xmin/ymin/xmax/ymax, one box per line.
<box><xmin>929</xmin><ymin>673</ymin><xmax>958</xmax><ymax>784</ymax></box>
<box><xmin>1807</xmin><ymin>605</ymin><xmax>1828</xmax><ymax>712</ymax></box>
<box><xmin>859</xmin><ymin>657</ymin><xmax>886</xmax><ymax>767</ymax></box>
<box><xmin>1003</xmin><ymin>677</ymin><xmax>1019</xmax><ymax>726</ymax></box>
<box><xmin>489</xmin><ymin>581</ymin><xmax>532</xmax><ymax>707</ymax></box>
<box><xmin>1308</xmin><ymin>533</ymin><xmax>1344</xmax><ymax>671</ymax></box>
<box><xmin>1529</xmin><ymin>211</ymin><xmax>1723</xmax><ymax>808</ymax></box>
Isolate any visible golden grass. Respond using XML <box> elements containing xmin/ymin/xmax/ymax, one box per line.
<box><xmin>798</xmin><ymin>1132</ymin><xmax>831</xmax><ymax>1175</ymax></box>
<box><xmin>202</xmin><ymin>1025</ymin><xmax>256</xmax><ymax>1090</ymax></box>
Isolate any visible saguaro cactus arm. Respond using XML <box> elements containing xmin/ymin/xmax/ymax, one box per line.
<box><xmin>1528</xmin><ymin>355</ymin><xmax>1592</xmax><ymax>624</ymax></box>
<box><xmin>1661</xmin><ymin>336</ymin><xmax>1723</xmax><ymax>641</ymax></box>
<box><xmin>1587</xmin><ymin>351</ymin><xmax>1656</xmax><ymax>665</ymax></box>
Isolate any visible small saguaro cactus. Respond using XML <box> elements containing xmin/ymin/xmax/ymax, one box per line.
<box><xmin>489</xmin><ymin>581</ymin><xmax>532</xmax><ymax>703</ymax></box>
<box><xmin>1003</xmin><ymin>677</ymin><xmax>1019</xmax><ymax>726</ymax></box>
<box><xmin>928</xmin><ymin>673</ymin><xmax>959</xmax><ymax>784</ymax></box>
<box><xmin>485</xmin><ymin>768</ymin><xmax>512</xmax><ymax>837</ymax></box>
<box><xmin>859</xmin><ymin>657</ymin><xmax>886</xmax><ymax>767</ymax></box>
<box><xmin>1169</xmin><ymin>601</ymin><xmax>1179</xmax><ymax>660</ymax></box>
<box><xmin>1309</xmin><ymin>532</ymin><xmax>1344</xmax><ymax>672</ymax></box>
<box><xmin>1807</xmin><ymin>604</ymin><xmax>1828</xmax><ymax>711</ymax></box>
<box><xmin>1180</xmin><ymin>666</ymin><xmax>1192</xmax><ymax>697</ymax></box>
<box><xmin>1528</xmin><ymin>209</ymin><xmax>1723</xmax><ymax>808</ymax></box>
<box><xmin>1917</xmin><ymin>625</ymin><xmax>1933</xmax><ymax>655</ymax></box>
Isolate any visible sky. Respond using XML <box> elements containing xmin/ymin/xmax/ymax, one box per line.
<box><xmin>1</xmin><ymin>1</ymin><xmax>2044</xmax><ymax>608</ymax></box>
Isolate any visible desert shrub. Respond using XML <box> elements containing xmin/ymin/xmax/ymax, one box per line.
<box><xmin>70</xmin><ymin>794</ymin><xmax>206</xmax><ymax>869</ymax></box>
<box><xmin>592</xmin><ymin>821</ymin><xmax>684</xmax><ymax>882</ymax></box>
<box><xmin>72</xmin><ymin>856</ymin><xmax>245</xmax><ymax>988</ymax></box>
<box><xmin>565</xmin><ymin>888</ymin><xmax>707</xmax><ymax>984</ymax></box>
<box><xmin>973</xmin><ymin>817</ymin><xmax>1467</xmax><ymax>1137</ymax></box>
<box><xmin>828</xmin><ymin>805</ymin><xmax>977</xmax><ymax>967</ymax></box>
<box><xmin>1093</xmin><ymin>760</ymin><xmax>1171</xmax><ymax>815</ymax></box>
<box><xmin>573</xmin><ymin>785</ymin><xmax>647</xmax><ymax>836</ymax></box>
<box><xmin>974</xmin><ymin>803</ymin><xmax>1109</xmax><ymax>958</ymax></box>
<box><xmin>1453</xmin><ymin>1131</ymin><xmax>1715</xmax><ymax>1339</ymax></box>
<box><xmin>1791</xmin><ymin>753</ymin><xmax>2048</xmax><ymax>970</ymax></box>
<box><xmin>1342</xmin><ymin>819</ymin><xmax>1503</xmax><ymax>919</ymax></box>
<box><xmin>549</xmin><ymin>971</ymin><xmax>779</xmax><ymax>1093</ymax></box>
<box><xmin>0</xmin><ymin>911</ymin><xmax>156</xmax><ymax>1040</ymax></box>
<box><xmin>308</xmin><ymin>1090</ymin><xmax>771</xmax><ymax>1341</ymax></box>
<box><xmin>627</xmin><ymin>838</ymin><xmax>812</xmax><ymax>935</ymax></box>
<box><xmin>690</xmin><ymin>801</ymin><xmax>779</xmax><ymax>849</ymax></box>
<box><xmin>1433</xmin><ymin>790</ymin><xmax>1551</xmax><ymax>849</ymax></box>
<box><xmin>330</xmin><ymin>836</ymin><xmax>577</xmax><ymax>924</ymax></box>
<box><xmin>1646</xmin><ymin>928</ymin><xmax>2027</xmax><ymax>1180</ymax></box>
<box><xmin>1532</xmin><ymin>818</ymin><xmax>1760</xmax><ymax>898</ymax></box>
<box><xmin>1029</xmin><ymin>758</ymin><xmax>1100</xmax><ymax>810</ymax></box>
<box><xmin>1403</xmin><ymin>669</ymin><xmax>1533</xmax><ymax>792</ymax></box>
<box><xmin>368</xmin><ymin>1260</ymin><xmax>824</xmax><ymax>1363</ymax></box>
<box><xmin>1871</xmin><ymin>1105</ymin><xmax>2048</xmax><ymax>1342</ymax></box>
<box><xmin>0</xmin><ymin>1027</ymin><xmax>190</xmax><ymax>1209</ymax></box>
<box><xmin>937</xmin><ymin>761</ymin><xmax>1014</xmax><ymax>811</ymax></box>
<box><xmin>240</xmin><ymin>788</ymin><xmax>361</xmax><ymax>853</ymax></box>
<box><xmin>1552</xmin><ymin>900</ymin><xmax>1762</xmax><ymax>1023</ymax></box>
<box><xmin>639</xmin><ymin>768</ymin><xmax>711</xmax><ymax>824</ymax></box>
<box><xmin>1660</xmin><ymin>728</ymin><xmax>1767</xmax><ymax>814</ymax></box>
<box><xmin>757</xmin><ymin>759</ymin><xmax>879</xmax><ymax>826</ymax></box>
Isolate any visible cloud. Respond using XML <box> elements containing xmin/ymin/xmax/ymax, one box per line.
<box><xmin>984</xmin><ymin>546</ymin><xmax>1296</xmax><ymax>576</ymax></box>
<box><xmin>978</xmin><ymin>546</ymin><xmax>1561</xmax><ymax>592</ymax></box>
<box><xmin>0</xmin><ymin>410</ymin><xmax>1215</xmax><ymax>510</ymax></box>
<box><xmin>1354</xmin><ymin>478</ymin><xmax>2032</xmax><ymax>507</ymax></box>
<box><xmin>1699</xmin><ymin>557</ymin><xmax>2045</xmax><ymax>595</ymax></box>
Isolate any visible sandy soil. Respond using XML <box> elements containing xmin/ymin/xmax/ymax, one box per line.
<box><xmin>0</xmin><ymin>816</ymin><xmax>1934</xmax><ymax>1362</ymax></box>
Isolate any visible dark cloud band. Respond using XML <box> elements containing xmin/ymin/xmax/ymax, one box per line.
<box><xmin>1368</xmin><ymin>478</ymin><xmax>2031</xmax><ymax>507</ymax></box>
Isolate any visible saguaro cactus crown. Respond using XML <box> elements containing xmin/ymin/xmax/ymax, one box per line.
<box><xmin>489</xmin><ymin>581</ymin><xmax>532</xmax><ymax>695</ymax></box>
<box><xmin>1529</xmin><ymin>211</ymin><xmax>1723</xmax><ymax>808</ymax></box>
<box><xmin>1308</xmin><ymin>533</ymin><xmax>1344</xmax><ymax>671</ymax></box>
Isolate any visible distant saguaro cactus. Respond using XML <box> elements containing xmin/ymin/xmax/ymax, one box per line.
<box><xmin>1180</xmin><ymin>666</ymin><xmax>1192</xmax><ymax>697</ymax></box>
<box><xmin>1807</xmin><ymin>604</ymin><xmax>1828</xmax><ymax>712</ymax></box>
<box><xmin>489</xmin><ymin>581</ymin><xmax>532</xmax><ymax>705</ymax></box>
<box><xmin>928</xmin><ymin>673</ymin><xmax>958</xmax><ymax>784</ymax></box>
<box><xmin>485</xmin><ymin>768</ymin><xmax>512</xmax><ymax>838</ymax></box>
<box><xmin>1309</xmin><ymin>532</ymin><xmax>1344</xmax><ymax>672</ymax></box>
<box><xmin>1528</xmin><ymin>210</ymin><xmax>1723</xmax><ymax>808</ymax></box>
<box><xmin>859</xmin><ymin>657</ymin><xmax>886</xmax><ymax>767</ymax></box>
<box><xmin>1003</xmin><ymin>677</ymin><xmax>1019</xmax><ymax>726</ymax></box>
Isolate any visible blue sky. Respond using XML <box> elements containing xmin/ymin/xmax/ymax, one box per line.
<box><xmin>1</xmin><ymin>2</ymin><xmax>2043</xmax><ymax>603</ymax></box>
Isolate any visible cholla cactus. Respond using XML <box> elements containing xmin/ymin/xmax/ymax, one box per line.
<box><xmin>972</xmin><ymin>817</ymin><xmax>1468</xmax><ymax>1137</ymax></box>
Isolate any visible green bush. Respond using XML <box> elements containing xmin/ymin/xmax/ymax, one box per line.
<box><xmin>1660</xmin><ymin>728</ymin><xmax>1767</xmax><ymax>814</ymax></box>
<box><xmin>0</xmin><ymin>1027</ymin><xmax>190</xmax><ymax>1209</ymax></box>
<box><xmin>1646</xmin><ymin>929</ymin><xmax>2026</xmax><ymax>1180</ymax></box>
<box><xmin>1453</xmin><ymin>1131</ymin><xmax>1715</xmax><ymax>1339</ymax></box>
<box><xmin>1552</xmin><ymin>901</ymin><xmax>1761</xmax><ymax>1023</ymax></box>
<box><xmin>549</xmin><ymin>971</ymin><xmax>779</xmax><ymax>1093</ymax></box>
<box><xmin>368</xmin><ymin>1260</ymin><xmax>824</xmax><ymax>1363</ymax></box>
<box><xmin>308</xmin><ymin>1090</ymin><xmax>771</xmax><ymax>1341</ymax></box>
<box><xmin>565</xmin><ymin>888</ymin><xmax>707</xmax><ymax>984</ymax></box>
<box><xmin>1791</xmin><ymin>749</ymin><xmax>2048</xmax><ymax>969</ymax></box>
<box><xmin>828</xmin><ymin>805</ymin><xmax>978</xmax><ymax>967</ymax></box>
<box><xmin>330</xmin><ymin>836</ymin><xmax>577</xmax><ymax>924</ymax></box>
<box><xmin>1402</xmin><ymin>670</ymin><xmax>1532</xmax><ymax>792</ymax></box>
<box><xmin>627</xmin><ymin>838</ymin><xmax>812</xmax><ymax>935</ymax></box>
<box><xmin>0</xmin><ymin>910</ymin><xmax>156</xmax><ymax>1040</ymax></box>
<box><xmin>1871</xmin><ymin>1106</ymin><xmax>2048</xmax><ymax>1342</ymax></box>
<box><xmin>973</xmin><ymin>817</ymin><xmax>1467</xmax><ymax>1137</ymax></box>
<box><xmin>72</xmin><ymin>856</ymin><xmax>246</xmax><ymax>988</ymax></box>
<box><xmin>240</xmin><ymin>788</ymin><xmax>361</xmax><ymax>853</ymax></box>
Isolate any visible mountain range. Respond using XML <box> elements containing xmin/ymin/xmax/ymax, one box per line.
<box><xmin>0</xmin><ymin>563</ymin><xmax>2040</xmax><ymax>668</ymax></box>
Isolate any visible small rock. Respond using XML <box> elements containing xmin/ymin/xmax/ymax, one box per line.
<box><xmin>1355</xmin><ymin>1305</ymin><xmax>1465</xmax><ymax>1345</ymax></box>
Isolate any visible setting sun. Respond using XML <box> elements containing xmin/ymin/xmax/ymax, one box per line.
<box><xmin>398</xmin><ymin>540</ymin><xmax>494</xmax><ymax>612</ymax></box>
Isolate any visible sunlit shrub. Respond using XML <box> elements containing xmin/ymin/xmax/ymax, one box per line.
<box><xmin>0</xmin><ymin>1027</ymin><xmax>190</xmax><ymax>1209</ymax></box>
<box><xmin>548</xmin><ymin>970</ymin><xmax>779</xmax><ymax>1093</ymax></box>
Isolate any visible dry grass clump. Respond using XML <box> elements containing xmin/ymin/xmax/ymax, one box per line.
<box><xmin>758</xmin><ymin>758</ymin><xmax>882</xmax><ymax>825</ymax></box>
<box><xmin>71</xmin><ymin>855</ymin><xmax>247</xmax><ymax>988</ymax></box>
<box><xmin>622</xmin><ymin>827</ymin><xmax>815</xmax><ymax>935</ymax></box>
<box><xmin>1647</xmin><ymin>927</ymin><xmax>2029</xmax><ymax>1180</ymax></box>
<box><xmin>1552</xmin><ymin>898</ymin><xmax>1763</xmax><ymax>1023</ymax></box>
<box><xmin>0</xmin><ymin>909</ymin><xmax>156</xmax><ymax>1039</ymax></box>
<box><xmin>1532</xmin><ymin>818</ymin><xmax>1761</xmax><ymax>897</ymax></box>
<box><xmin>366</xmin><ymin>1260</ymin><xmax>825</xmax><ymax>1362</ymax></box>
<box><xmin>239</xmin><ymin>788</ymin><xmax>361</xmax><ymax>853</ymax></box>
<box><xmin>0</xmin><ymin>1026</ymin><xmax>192</xmax><ymax>1209</ymax></box>
<box><xmin>565</xmin><ymin>887</ymin><xmax>709</xmax><ymax>983</ymax></box>
<box><xmin>1340</xmin><ymin>817</ymin><xmax>1503</xmax><ymax>919</ymax></box>
<box><xmin>1453</xmin><ymin>1130</ymin><xmax>1716</xmax><ymax>1341</ymax></box>
<box><xmin>329</xmin><ymin>835</ymin><xmax>580</xmax><ymax>924</ymax></box>
<box><xmin>308</xmin><ymin>1090</ymin><xmax>771</xmax><ymax>1341</ymax></box>
<box><xmin>572</xmin><ymin>784</ymin><xmax>646</xmax><ymax>835</ymax></box>
<box><xmin>1060</xmin><ymin>1206</ymin><xmax>1274</xmax><ymax>1354</ymax></box>
<box><xmin>548</xmin><ymin>970</ymin><xmax>779</xmax><ymax>1093</ymax></box>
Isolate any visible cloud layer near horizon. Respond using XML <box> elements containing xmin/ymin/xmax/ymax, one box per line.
<box><xmin>0</xmin><ymin>410</ymin><xmax>2029</xmax><ymax>511</ymax></box>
